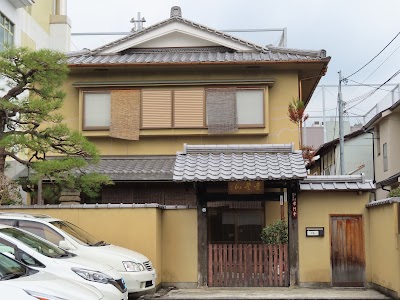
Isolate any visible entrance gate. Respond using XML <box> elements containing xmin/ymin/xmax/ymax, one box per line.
<box><xmin>208</xmin><ymin>243</ymin><xmax>289</xmax><ymax>287</ymax></box>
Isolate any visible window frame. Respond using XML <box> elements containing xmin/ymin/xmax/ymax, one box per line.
<box><xmin>235</xmin><ymin>87</ymin><xmax>265</xmax><ymax>128</ymax></box>
<box><xmin>140</xmin><ymin>88</ymin><xmax>207</xmax><ymax>130</ymax></box>
<box><xmin>383</xmin><ymin>142</ymin><xmax>388</xmax><ymax>172</ymax></box>
<box><xmin>82</xmin><ymin>90</ymin><xmax>111</xmax><ymax>131</ymax></box>
<box><xmin>0</xmin><ymin>12</ymin><xmax>14</xmax><ymax>50</ymax></box>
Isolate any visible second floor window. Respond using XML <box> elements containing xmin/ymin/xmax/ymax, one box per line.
<box><xmin>82</xmin><ymin>87</ymin><xmax>266</xmax><ymax>133</ymax></box>
<box><xmin>83</xmin><ymin>92</ymin><xmax>111</xmax><ymax>129</ymax></box>
<box><xmin>383</xmin><ymin>142</ymin><xmax>388</xmax><ymax>172</ymax></box>
<box><xmin>0</xmin><ymin>12</ymin><xmax>14</xmax><ymax>51</ymax></box>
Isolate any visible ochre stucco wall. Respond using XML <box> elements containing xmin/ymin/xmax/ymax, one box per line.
<box><xmin>298</xmin><ymin>191</ymin><xmax>371</xmax><ymax>285</ymax></box>
<box><xmin>161</xmin><ymin>209</ymin><xmax>197</xmax><ymax>286</ymax></box>
<box><xmin>368</xmin><ymin>203</ymin><xmax>400</xmax><ymax>296</ymax></box>
<box><xmin>61</xmin><ymin>69</ymin><xmax>300</xmax><ymax>154</ymax></box>
<box><xmin>0</xmin><ymin>207</ymin><xmax>199</xmax><ymax>286</ymax></box>
<box><xmin>29</xmin><ymin>0</ymin><xmax>53</xmax><ymax>34</ymax></box>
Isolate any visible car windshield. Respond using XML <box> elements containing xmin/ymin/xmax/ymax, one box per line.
<box><xmin>0</xmin><ymin>228</ymin><xmax>68</xmax><ymax>259</ymax></box>
<box><xmin>0</xmin><ymin>253</ymin><xmax>27</xmax><ymax>280</ymax></box>
<box><xmin>50</xmin><ymin>221</ymin><xmax>105</xmax><ymax>246</ymax></box>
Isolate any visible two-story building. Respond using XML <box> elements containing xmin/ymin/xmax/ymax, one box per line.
<box><xmin>12</xmin><ymin>5</ymin><xmax>382</xmax><ymax>293</ymax></box>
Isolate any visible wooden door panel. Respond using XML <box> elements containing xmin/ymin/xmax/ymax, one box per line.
<box><xmin>331</xmin><ymin>216</ymin><xmax>365</xmax><ymax>287</ymax></box>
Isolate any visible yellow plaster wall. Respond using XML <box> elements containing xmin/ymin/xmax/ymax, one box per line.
<box><xmin>265</xmin><ymin>201</ymin><xmax>288</xmax><ymax>226</ymax></box>
<box><xmin>368</xmin><ymin>203</ymin><xmax>400</xmax><ymax>296</ymax></box>
<box><xmin>161</xmin><ymin>209</ymin><xmax>197</xmax><ymax>284</ymax></box>
<box><xmin>298</xmin><ymin>191</ymin><xmax>371</xmax><ymax>285</ymax></box>
<box><xmin>62</xmin><ymin>70</ymin><xmax>300</xmax><ymax>154</ymax></box>
<box><xmin>29</xmin><ymin>0</ymin><xmax>53</xmax><ymax>34</ymax></box>
<box><xmin>0</xmin><ymin>208</ymin><xmax>200</xmax><ymax>285</ymax></box>
<box><xmin>0</xmin><ymin>208</ymin><xmax>163</xmax><ymax>285</ymax></box>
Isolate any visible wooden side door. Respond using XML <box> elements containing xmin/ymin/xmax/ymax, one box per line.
<box><xmin>330</xmin><ymin>215</ymin><xmax>365</xmax><ymax>287</ymax></box>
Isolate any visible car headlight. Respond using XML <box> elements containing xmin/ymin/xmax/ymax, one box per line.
<box><xmin>71</xmin><ymin>267</ymin><xmax>112</xmax><ymax>284</ymax></box>
<box><xmin>24</xmin><ymin>290</ymin><xmax>68</xmax><ymax>300</ymax></box>
<box><xmin>123</xmin><ymin>261</ymin><xmax>145</xmax><ymax>272</ymax></box>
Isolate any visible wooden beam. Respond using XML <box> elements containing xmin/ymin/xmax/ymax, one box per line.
<box><xmin>196</xmin><ymin>183</ymin><xmax>208</xmax><ymax>287</ymax></box>
<box><xmin>204</xmin><ymin>192</ymin><xmax>282</xmax><ymax>202</ymax></box>
<box><xmin>287</xmin><ymin>182</ymin><xmax>299</xmax><ymax>287</ymax></box>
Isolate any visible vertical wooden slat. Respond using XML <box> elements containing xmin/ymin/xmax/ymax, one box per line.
<box><xmin>253</xmin><ymin>244</ymin><xmax>257</xmax><ymax>286</ymax></box>
<box><xmin>239</xmin><ymin>244</ymin><xmax>243</xmax><ymax>287</ymax></box>
<box><xmin>213</xmin><ymin>245</ymin><xmax>220</xmax><ymax>286</ymax></box>
<box><xmin>268</xmin><ymin>244</ymin><xmax>273</xmax><ymax>286</ymax></box>
<box><xmin>260</xmin><ymin>245</ymin><xmax>263</xmax><ymax>286</ymax></box>
<box><xmin>218</xmin><ymin>244</ymin><xmax>223</xmax><ymax>286</ymax></box>
<box><xmin>208</xmin><ymin>244</ymin><xmax>212</xmax><ymax>287</ymax></box>
<box><xmin>279</xmin><ymin>244</ymin><xmax>284</xmax><ymax>286</ymax></box>
<box><xmin>264</xmin><ymin>245</ymin><xmax>268</xmax><ymax>286</ymax></box>
<box><xmin>232</xmin><ymin>244</ymin><xmax>237</xmax><ymax>286</ymax></box>
<box><xmin>223</xmin><ymin>244</ymin><xmax>228</xmax><ymax>286</ymax></box>
<box><xmin>227</xmin><ymin>244</ymin><xmax>232</xmax><ymax>286</ymax></box>
<box><xmin>284</xmin><ymin>243</ymin><xmax>289</xmax><ymax>286</ymax></box>
<box><xmin>274</xmin><ymin>244</ymin><xmax>278</xmax><ymax>286</ymax></box>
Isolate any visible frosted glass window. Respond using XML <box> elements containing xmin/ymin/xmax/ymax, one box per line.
<box><xmin>236</xmin><ymin>90</ymin><xmax>264</xmax><ymax>125</ymax></box>
<box><xmin>83</xmin><ymin>93</ymin><xmax>110</xmax><ymax>129</ymax></box>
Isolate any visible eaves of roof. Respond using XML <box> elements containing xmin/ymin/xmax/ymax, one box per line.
<box><xmin>376</xmin><ymin>171</ymin><xmax>400</xmax><ymax>189</ymax></box>
<box><xmin>300</xmin><ymin>174</ymin><xmax>375</xmax><ymax>191</ymax></box>
<box><xmin>363</xmin><ymin>98</ymin><xmax>400</xmax><ymax>131</ymax></box>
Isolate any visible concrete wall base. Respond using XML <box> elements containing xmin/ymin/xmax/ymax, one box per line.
<box><xmin>161</xmin><ymin>282</ymin><xmax>198</xmax><ymax>289</ymax></box>
<box><xmin>371</xmin><ymin>282</ymin><xmax>398</xmax><ymax>299</ymax></box>
<box><xmin>299</xmin><ymin>282</ymin><xmax>331</xmax><ymax>288</ymax></box>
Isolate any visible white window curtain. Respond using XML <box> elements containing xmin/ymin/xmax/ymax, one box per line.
<box><xmin>83</xmin><ymin>93</ymin><xmax>111</xmax><ymax>128</ymax></box>
<box><xmin>236</xmin><ymin>90</ymin><xmax>264</xmax><ymax>125</ymax></box>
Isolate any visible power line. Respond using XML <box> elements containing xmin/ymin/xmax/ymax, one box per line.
<box><xmin>346</xmin><ymin>79</ymin><xmax>394</xmax><ymax>92</ymax></box>
<box><xmin>344</xmin><ymin>31</ymin><xmax>400</xmax><ymax>80</ymax></box>
<box><xmin>346</xmin><ymin>69</ymin><xmax>400</xmax><ymax>111</ymax></box>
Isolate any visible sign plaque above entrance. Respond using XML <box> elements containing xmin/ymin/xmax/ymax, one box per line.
<box><xmin>228</xmin><ymin>181</ymin><xmax>264</xmax><ymax>194</ymax></box>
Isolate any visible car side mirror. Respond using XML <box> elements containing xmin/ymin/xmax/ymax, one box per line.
<box><xmin>59</xmin><ymin>240</ymin><xmax>73</xmax><ymax>250</ymax></box>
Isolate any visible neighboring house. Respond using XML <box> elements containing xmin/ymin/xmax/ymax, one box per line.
<box><xmin>1</xmin><ymin>0</ymin><xmax>71</xmax><ymax>202</ymax></box>
<box><xmin>0</xmin><ymin>0</ymin><xmax>70</xmax><ymax>51</ymax></box>
<box><xmin>302</xmin><ymin>119</ymin><xmax>362</xmax><ymax>149</ymax></box>
<box><xmin>364</xmin><ymin>98</ymin><xmax>400</xmax><ymax>200</ymax></box>
<box><xmin>309</xmin><ymin>129</ymin><xmax>373</xmax><ymax>179</ymax></box>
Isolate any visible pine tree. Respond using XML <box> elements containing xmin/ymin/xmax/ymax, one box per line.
<box><xmin>0</xmin><ymin>47</ymin><xmax>111</xmax><ymax>203</ymax></box>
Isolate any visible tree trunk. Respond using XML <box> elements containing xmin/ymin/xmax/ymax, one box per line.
<box><xmin>0</xmin><ymin>147</ymin><xmax>6</xmax><ymax>175</ymax></box>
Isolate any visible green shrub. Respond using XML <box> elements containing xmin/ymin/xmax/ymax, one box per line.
<box><xmin>389</xmin><ymin>187</ymin><xmax>400</xmax><ymax>197</ymax></box>
<box><xmin>261</xmin><ymin>220</ymin><xmax>288</xmax><ymax>244</ymax></box>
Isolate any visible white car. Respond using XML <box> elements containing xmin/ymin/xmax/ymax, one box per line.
<box><xmin>0</xmin><ymin>252</ymin><xmax>104</xmax><ymax>300</ymax></box>
<box><xmin>0</xmin><ymin>213</ymin><xmax>156</xmax><ymax>295</ymax></box>
<box><xmin>0</xmin><ymin>225</ymin><xmax>128</xmax><ymax>300</ymax></box>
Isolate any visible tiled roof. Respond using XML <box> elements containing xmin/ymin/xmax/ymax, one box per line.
<box><xmin>173</xmin><ymin>144</ymin><xmax>307</xmax><ymax>182</ymax></box>
<box><xmin>300</xmin><ymin>174</ymin><xmax>375</xmax><ymax>191</ymax></box>
<box><xmin>67</xmin><ymin>49</ymin><xmax>327</xmax><ymax>66</ymax></box>
<box><xmin>83</xmin><ymin>156</ymin><xmax>175</xmax><ymax>181</ymax></box>
<box><xmin>89</xmin><ymin>16</ymin><xmax>270</xmax><ymax>54</ymax></box>
<box><xmin>67</xmin><ymin>15</ymin><xmax>328</xmax><ymax>66</ymax></box>
<box><xmin>366</xmin><ymin>197</ymin><xmax>400</xmax><ymax>208</ymax></box>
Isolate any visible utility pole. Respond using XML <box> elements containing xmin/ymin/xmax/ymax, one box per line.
<box><xmin>338</xmin><ymin>71</ymin><xmax>345</xmax><ymax>175</ymax></box>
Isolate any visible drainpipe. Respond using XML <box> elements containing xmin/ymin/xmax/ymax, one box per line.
<box><xmin>365</xmin><ymin>130</ymin><xmax>376</xmax><ymax>201</ymax></box>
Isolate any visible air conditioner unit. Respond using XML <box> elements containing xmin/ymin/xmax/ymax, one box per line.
<box><xmin>9</xmin><ymin>0</ymin><xmax>34</xmax><ymax>9</ymax></box>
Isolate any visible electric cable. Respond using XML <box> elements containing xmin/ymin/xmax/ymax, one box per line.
<box><xmin>344</xmin><ymin>31</ymin><xmax>400</xmax><ymax>80</ymax></box>
<box><xmin>346</xmin><ymin>69</ymin><xmax>400</xmax><ymax>111</ymax></box>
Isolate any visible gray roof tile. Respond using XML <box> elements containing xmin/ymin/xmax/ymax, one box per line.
<box><xmin>299</xmin><ymin>175</ymin><xmax>375</xmax><ymax>191</ymax></box>
<box><xmin>84</xmin><ymin>156</ymin><xmax>175</xmax><ymax>181</ymax></box>
<box><xmin>173</xmin><ymin>144</ymin><xmax>307</xmax><ymax>182</ymax></box>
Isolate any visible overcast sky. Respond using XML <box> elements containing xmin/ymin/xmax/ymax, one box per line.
<box><xmin>67</xmin><ymin>0</ymin><xmax>400</xmax><ymax>121</ymax></box>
